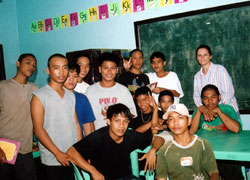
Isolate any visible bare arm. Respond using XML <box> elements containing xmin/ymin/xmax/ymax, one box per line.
<box><xmin>209</xmin><ymin>172</ymin><xmax>220</xmax><ymax>180</ymax></box>
<box><xmin>148</xmin><ymin>92</ymin><xmax>159</xmax><ymax>134</ymax></box>
<box><xmin>83</xmin><ymin>122</ymin><xmax>95</xmax><ymax>136</ymax></box>
<box><xmin>135</xmin><ymin>121</ymin><xmax>152</xmax><ymax>133</ymax></box>
<box><xmin>74</xmin><ymin>111</ymin><xmax>83</xmax><ymax>141</ymax></box>
<box><xmin>31</xmin><ymin>95</ymin><xmax>72</xmax><ymax>166</ymax></box>
<box><xmin>157</xmin><ymin>178</ymin><xmax>166</xmax><ymax>180</ymax></box>
<box><xmin>67</xmin><ymin>147</ymin><xmax>104</xmax><ymax>180</ymax></box>
<box><xmin>213</xmin><ymin>107</ymin><xmax>240</xmax><ymax>133</ymax></box>
<box><xmin>152</xmin><ymin>87</ymin><xmax>180</xmax><ymax>97</ymax></box>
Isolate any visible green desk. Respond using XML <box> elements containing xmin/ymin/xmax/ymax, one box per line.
<box><xmin>197</xmin><ymin>130</ymin><xmax>250</xmax><ymax>161</ymax></box>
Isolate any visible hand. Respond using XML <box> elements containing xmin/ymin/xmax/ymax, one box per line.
<box><xmin>147</xmin><ymin>92</ymin><xmax>158</xmax><ymax>110</ymax></box>
<box><xmin>123</xmin><ymin>58</ymin><xmax>132</xmax><ymax>71</ymax></box>
<box><xmin>55</xmin><ymin>151</ymin><xmax>72</xmax><ymax>166</ymax></box>
<box><xmin>211</xmin><ymin>107</ymin><xmax>222</xmax><ymax>116</ymax></box>
<box><xmin>151</xmin><ymin>122</ymin><xmax>167</xmax><ymax>131</ymax></box>
<box><xmin>91</xmin><ymin>169</ymin><xmax>105</xmax><ymax>180</ymax></box>
<box><xmin>101</xmin><ymin>106</ymin><xmax>109</xmax><ymax>118</ymax></box>
<box><xmin>0</xmin><ymin>147</ymin><xmax>6</xmax><ymax>164</ymax></box>
<box><xmin>139</xmin><ymin>148</ymin><xmax>157</xmax><ymax>172</ymax></box>
<box><xmin>152</xmin><ymin>87</ymin><xmax>161</xmax><ymax>94</ymax></box>
<box><xmin>198</xmin><ymin>106</ymin><xmax>216</xmax><ymax>122</ymax></box>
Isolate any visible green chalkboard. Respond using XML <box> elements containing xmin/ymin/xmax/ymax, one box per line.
<box><xmin>135</xmin><ymin>2</ymin><xmax>250</xmax><ymax>112</ymax></box>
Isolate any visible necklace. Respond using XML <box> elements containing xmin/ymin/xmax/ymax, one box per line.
<box><xmin>140</xmin><ymin>111</ymin><xmax>152</xmax><ymax>124</ymax></box>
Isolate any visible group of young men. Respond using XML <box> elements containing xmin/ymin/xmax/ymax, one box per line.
<box><xmin>0</xmin><ymin>49</ymin><xmax>243</xmax><ymax>180</ymax></box>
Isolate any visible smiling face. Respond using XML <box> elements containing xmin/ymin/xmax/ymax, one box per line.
<box><xmin>77</xmin><ymin>57</ymin><xmax>90</xmax><ymax>79</ymax></box>
<box><xmin>202</xmin><ymin>89</ymin><xmax>221</xmax><ymax>110</ymax></box>
<box><xmin>159</xmin><ymin>95</ymin><xmax>173</xmax><ymax>113</ymax></box>
<box><xmin>64</xmin><ymin>69</ymin><xmax>78</xmax><ymax>91</ymax></box>
<box><xmin>167</xmin><ymin>111</ymin><xmax>190</xmax><ymax>135</ymax></box>
<box><xmin>136</xmin><ymin>94</ymin><xmax>152</xmax><ymax>114</ymax></box>
<box><xmin>17</xmin><ymin>56</ymin><xmax>37</xmax><ymax>78</ymax></box>
<box><xmin>131</xmin><ymin>51</ymin><xmax>144</xmax><ymax>70</ymax></box>
<box><xmin>107</xmin><ymin>113</ymin><xmax>130</xmax><ymax>143</ymax></box>
<box><xmin>47</xmin><ymin>57</ymin><xmax>69</xmax><ymax>84</ymax></box>
<box><xmin>196</xmin><ymin>48</ymin><xmax>213</xmax><ymax>67</ymax></box>
<box><xmin>99</xmin><ymin>60</ymin><xmax>118</xmax><ymax>83</ymax></box>
<box><xmin>151</xmin><ymin>57</ymin><xmax>166</xmax><ymax>74</ymax></box>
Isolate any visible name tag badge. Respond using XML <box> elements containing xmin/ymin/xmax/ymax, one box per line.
<box><xmin>180</xmin><ymin>157</ymin><xmax>193</xmax><ymax>166</ymax></box>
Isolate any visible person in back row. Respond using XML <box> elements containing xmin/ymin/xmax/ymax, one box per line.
<box><xmin>67</xmin><ymin>103</ymin><xmax>152</xmax><ymax>180</ymax></box>
<box><xmin>118</xmin><ymin>49</ymin><xmax>149</xmax><ymax>94</ymax></box>
<box><xmin>86</xmin><ymin>52</ymin><xmax>137</xmax><ymax>130</ymax></box>
<box><xmin>0</xmin><ymin>53</ymin><xmax>38</xmax><ymax>180</ymax></box>
<box><xmin>147</xmin><ymin>52</ymin><xmax>184</xmax><ymax>103</ymax></box>
<box><xmin>63</xmin><ymin>62</ymin><xmax>95</xmax><ymax>137</ymax></box>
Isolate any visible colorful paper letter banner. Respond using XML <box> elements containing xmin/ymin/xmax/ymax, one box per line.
<box><xmin>133</xmin><ymin>0</ymin><xmax>145</xmax><ymax>12</ymax></box>
<box><xmin>109</xmin><ymin>2</ymin><xmax>121</xmax><ymax>17</ymax></box>
<box><xmin>70</xmin><ymin>12</ymin><xmax>79</xmax><ymax>27</ymax></box>
<box><xmin>99</xmin><ymin>4</ymin><xmax>109</xmax><ymax>20</ymax></box>
<box><xmin>145</xmin><ymin>0</ymin><xmax>158</xmax><ymax>9</ymax></box>
<box><xmin>38</xmin><ymin>20</ymin><xmax>45</xmax><ymax>33</ymax></box>
<box><xmin>45</xmin><ymin>18</ymin><xmax>53</xmax><ymax>32</ymax></box>
<box><xmin>30</xmin><ymin>22</ymin><xmax>38</xmax><ymax>34</ymax></box>
<box><xmin>121</xmin><ymin>0</ymin><xmax>132</xmax><ymax>14</ymax></box>
<box><xmin>53</xmin><ymin>17</ymin><xmax>61</xmax><ymax>30</ymax></box>
<box><xmin>88</xmin><ymin>7</ymin><xmax>98</xmax><ymax>22</ymax></box>
<box><xmin>175</xmin><ymin>0</ymin><xmax>188</xmax><ymax>3</ymax></box>
<box><xmin>79</xmin><ymin>10</ymin><xmax>88</xmax><ymax>24</ymax></box>
<box><xmin>61</xmin><ymin>14</ymin><xmax>70</xmax><ymax>28</ymax></box>
<box><xmin>160</xmin><ymin>0</ymin><xmax>173</xmax><ymax>7</ymax></box>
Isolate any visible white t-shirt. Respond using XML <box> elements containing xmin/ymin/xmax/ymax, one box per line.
<box><xmin>86</xmin><ymin>82</ymin><xmax>137</xmax><ymax>130</ymax></box>
<box><xmin>74</xmin><ymin>81</ymin><xmax>89</xmax><ymax>94</ymax></box>
<box><xmin>147</xmin><ymin>71</ymin><xmax>184</xmax><ymax>103</ymax></box>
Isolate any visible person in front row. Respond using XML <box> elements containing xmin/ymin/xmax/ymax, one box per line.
<box><xmin>31</xmin><ymin>54</ymin><xmax>82</xmax><ymax>180</ymax></box>
<box><xmin>190</xmin><ymin>84</ymin><xmax>241</xmax><ymax>134</ymax></box>
<box><xmin>156</xmin><ymin>104</ymin><xmax>219</xmax><ymax>180</ymax></box>
<box><xmin>67</xmin><ymin>103</ymin><xmax>152</xmax><ymax>180</ymax></box>
<box><xmin>63</xmin><ymin>62</ymin><xmax>95</xmax><ymax>137</ymax></box>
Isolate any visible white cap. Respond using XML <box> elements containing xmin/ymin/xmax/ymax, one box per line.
<box><xmin>163</xmin><ymin>104</ymin><xmax>189</xmax><ymax>119</ymax></box>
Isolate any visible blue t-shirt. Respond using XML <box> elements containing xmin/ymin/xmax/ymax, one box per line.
<box><xmin>74</xmin><ymin>91</ymin><xmax>95</xmax><ymax>137</ymax></box>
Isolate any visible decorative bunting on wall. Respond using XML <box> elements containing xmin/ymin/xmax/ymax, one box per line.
<box><xmin>30</xmin><ymin>0</ymin><xmax>188</xmax><ymax>34</ymax></box>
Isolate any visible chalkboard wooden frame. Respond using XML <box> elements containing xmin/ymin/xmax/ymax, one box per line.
<box><xmin>0</xmin><ymin>44</ymin><xmax>6</xmax><ymax>81</ymax></box>
<box><xmin>134</xmin><ymin>1</ymin><xmax>250</xmax><ymax>114</ymax></box>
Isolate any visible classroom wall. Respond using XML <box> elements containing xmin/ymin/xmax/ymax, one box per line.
<box><xmin>13</xmin><ymin>0</ymin><xmax>249</xmax><ymax>87</ymax></box>
<box><xmin>0</xmin><ymin>0</ymin><xmax>20</xmax><ymax>79</ymax></box>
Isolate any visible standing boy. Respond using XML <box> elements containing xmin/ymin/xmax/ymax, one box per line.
<box><xmin>63</xmin><ymin>62</ymin><xmax>95</xmax><ymax>136</ymax></box>
<box><xmin>0</xmin><ymin>54</ymin><xmax>38</xmax><ymax>180</ymax></box>
<box><xmin>147</xmin><ymin>52</ymin><xmax>184</xmax><ymax>103</ymax></box>
<box><xmin>31</xmin><ymin>54</ymin><xmax>82</xmax><ymax>180</ymax></box>
<box><xmin>86</xmin><ymin>52</ymin><xmax>137</xmax><ymax>130</ymax></box>
<box><xmin>67</xmin><ymin>103</ymin><xmax>152</xmax><ymax>180</ymax></box>
<box><xmin>156</xmin><ymin>104</ymin><xmax>219</xmax><ymax>180</ymax></box>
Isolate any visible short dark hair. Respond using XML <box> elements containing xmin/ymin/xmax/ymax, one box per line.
<box><xmin>18</xmin><ymin>53</ymin><xmax>36</xmax><ymax>63</ymax></box>
<box><xmin>68</xmin><ymin>62</ymin><xmax>80</xmax><ymax>75</ymax></box>
<box><xmin>130</xmin><ymin>49</ymin><xmax>143</xmax><ymax>57</ymax></box>
<box><xmin>201</xmin><ymin>84</ymin><xmax>220</xmax><ymax>98</ymax></box>
<box><xmin>196</xmin><ymin>44</ymin><xmax>212</xmax><ymax>57</ymax></box>
<box><xmin>150</xmin><ymin>52</ymin><xmax>166</xmax><ymax>63</ymax></box>
<box><xmin>158</xmin><ymin>90</ymin><xmax>174</xmax><ymax>103</ymax></box>
<box><xmin>107</xmin><ymin>103</ymin><xmax>131</xmax><ymax>120</ymax></box>
<box><xmin>134</xmin><ymin>86</ymin><xmax>152</xmax><ymax>100</ymax></box>
<box><xmin>99</xmin><ymin>52</ymin><xmax>120</xmax><ymax>66</ymax></box>
<box><xmin>74</xmin><ymin>52</ymin><xmax>91</xmax><ymax>64</ymax></box>
<box><xmin>48</xmin><ymin>53</ymin><xmax>67</xmax><ymax>68</ymax></box>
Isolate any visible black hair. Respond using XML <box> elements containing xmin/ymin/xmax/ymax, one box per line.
<box><xmin>196</xmin><ymin>44</ymin><xmax>212</xmax><ymax>57</ymax></box>
<box><xmin>158</xmin><ymin>90</ymin><xmax>174</xmax><ymax>103</ymax></box>
<box><xmin>201</xmin><ymin>84</ymin><xmax>220</xmax><ymax>98</ymax></box>
<box><xmin>150</xmin><ymin>52</ymin><xmax>166</xmax><ymax>63</ymax></box>
<box><xmin>107</xmin><ymin>103</ymin><xmax>131</xmax><ymax>120</ymax></box>
<box><xmin>74</xmin><ymin>52</ymin><xmax>91</xmax><ymax>64</ymax></box>
<box><xmin>68</xmin><ymin>62</ymin><xmax>80</xmax><ymax>75</ymax></box>
<box><xmin>99</xmin><ymin>52</ymin><xmax>120</xmax><ymax>66</ymax></box>
<box><xmin>134</xmin><ymin>86</ymin><xmax>152</xmax><ymax>100</ymax></box>
<box><xmin>18</xmin><ymin>53</ymin><xmax>37</xmax><ymax>63</ymax></box>
<box><xmin>47</xmin><ymin>53</ymin><xmax>67</xmax><ymax>68</ymax></box>
<box><xmin>130</xmin><ymin>49</ymin><xmax>144</xmax><ymax>58</ymax></box>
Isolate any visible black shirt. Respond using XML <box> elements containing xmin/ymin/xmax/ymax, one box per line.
<box><xmin>73</xmin><ymin>126</ymin><xmax>152</xmax><ymax>180</ymax></box>
<box><xmin>118</xmin><ymin>71</ymin><xmax>150</xmax><ymax>88</ymax></box>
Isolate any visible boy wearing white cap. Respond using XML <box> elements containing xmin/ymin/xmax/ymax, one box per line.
<box><xmin>156</xmin><ymin>104</ymin><xmax>219</xmax><ymax>180</ymax></box>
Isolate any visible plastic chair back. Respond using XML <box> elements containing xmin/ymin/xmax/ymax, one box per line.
<box><xmin>71</xmin><ymin>162</ymin><xmax>91</xmax><ymax>180</ymax></box>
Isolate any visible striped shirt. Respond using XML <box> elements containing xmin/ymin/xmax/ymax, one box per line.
<box><xmin>193</xmin><ymin>62</ymin><xmax>239</xmax><ymax>112</ymax></box>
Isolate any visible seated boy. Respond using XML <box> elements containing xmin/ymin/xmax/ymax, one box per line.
<box><xmin>63</xmin><ymin>62</ymin><xmax>95</xmax><ymax>136</ymax></box>
<box><xmin>156</xmin><ymin>104</ymin><xmax>219</xmax><ymax>180</ymax></box>
<box><xmin>130</xmin><ymin>86</ymin><xmax>160</xmax><ymax>134</ymax></box>
<box><xmin>66</xmin><ymin>103</ymin><xmax>152</xmax><ymax>180</ymax></box>
<box><xmin>190</xmin><ymin>84</ymin><xmax>241</xmax><ymax>134</ymax></box>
